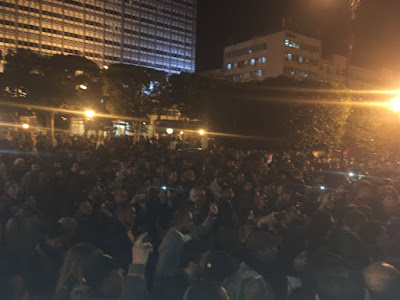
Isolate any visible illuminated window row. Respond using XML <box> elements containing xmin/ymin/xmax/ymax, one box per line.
<box><xmin>284</xmin><ymin>39</ymin><xmax>320</xmax><ymax>53</ymax></box>
<box><xmin>284</xmin><ymin>67</ymin><xmax>317</xmax><ymax>79</ymax></box>
<box><xmin>225</xmin><ymin>43</ymin><xmax>267</xmax><ymax>58</ymax></box>
<box><xmin>226</xmin><ymin>56</ymin><xmax>267</xmax><ymax>70</ymax></box>
<box><xmin>285</xmin><ymin>53</ymin><xmax>319</xmax><ymax>66</ymax></box>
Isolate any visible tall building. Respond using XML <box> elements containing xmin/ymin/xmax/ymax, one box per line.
<box><xmin>0</xmin><ymin>0</ymin><xmax>197</xmax><ymax>74</ymax></box>
<box><xmin>220</xmin><ymin>30</ymin><xmax>387</xmax><ymax>89</ymax></box>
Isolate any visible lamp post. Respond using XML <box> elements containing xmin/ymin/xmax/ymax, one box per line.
<box><xmin>345</xmin><ymin>0</ymin><xmax>362</xmax><ymax>88</ymax></box>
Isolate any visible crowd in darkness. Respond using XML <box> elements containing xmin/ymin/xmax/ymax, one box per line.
<box><xmin>1</xmin><ymin>130</ymin><xmax>400</xmax><ymax>300</ymax></box>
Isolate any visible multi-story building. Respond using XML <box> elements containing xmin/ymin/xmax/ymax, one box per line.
<box><xmin>220</xmin><ymin>30</ymin><xmax>388</xmax><ymax>89</ymax></box>
<box><xmin>223</xmin><ymin>31</ymin><xmax>321</xmax><ymax>82</ymax></box>
<box><xmin>0</xmin><ymin>0</ymin><xmax>196</xmax><ymax>74</ymax></box>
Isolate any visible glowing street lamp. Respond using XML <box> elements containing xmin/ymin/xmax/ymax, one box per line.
<box><xmin>199</xmin><ymin>129</ymin><xmax>205</xmax><ymax>136</ymax></box>
<box><xmin>22</xmin><ymin>123</ymin><xmax>30</xmax><ymax>129</ymax></box>
<box><xmin>103</xmin><ymin>65</ymin><xmax>109</xmax><ymax>70</ymax></box>
<box><xmin>166</xmin><ymin>128</ymin><xmax>174</xmax><ymax>135</ymax></box>
<box><xmin>390</xmin><ymin>97</ymin><xmax>400</xmax><ymax>112</ymax></box>
<box><xmin>180</xmin><ymin>131</ymin><xmax>184</xmax><ymax>135</ymax></box>
<box><xmin>79</xmin><ymin>84</ymin><xmax>88</xmax><ymax>90</ymax></box>
<box><xmin>85</xmin><ymin>109</ymin><xmax>95</xmax><ymax>118</ymax></box>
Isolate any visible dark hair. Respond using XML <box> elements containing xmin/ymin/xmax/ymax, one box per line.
<box><xmin>184</xmin><ymin>281</ymin><xmax>228</xmax><ymax>300</ymax></box>
<box><xmin>180</xmin><ymin>239</ymin><xmax>209</xmax><ymax>268</ymax></box>
<box><xmin>82</xmin><ymin>254</ymin><xmax>115</xmax><ymax>290</ymax></box>
<box><xmin>203</xmin><ymin>252</ymin><xmax>236</xmax><ymax>284</ymax></box>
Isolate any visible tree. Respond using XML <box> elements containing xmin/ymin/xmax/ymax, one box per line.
<box><xmin>102</xmin><ymin>64</ymin><xmax>168</xmax><ymax>139</ymax></box>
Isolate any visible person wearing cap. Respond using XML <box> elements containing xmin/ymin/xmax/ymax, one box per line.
<box><xmin>226</xmin><ymin>231</ymin><xmax>282</xmax><ymax>300</ymax></box>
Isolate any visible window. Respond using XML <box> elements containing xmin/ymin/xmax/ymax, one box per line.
<box><xmin>248</xmin><ymin>49</ymin><xmax>252</xmax><ymax>54</ymax></box>
<box><xmin>233</xmin><ymin>62</ymin><xmax>238</xmax><ymax>69</ymax></box>
<box><xmin>299</xmin><ymin>56</ymin><xmax>303</xmax><ymax>63</ymax></box>
<box><xmin>262</xmin><ymin>57</ymin><xmax>266</xmax><ymax>63</ymax></box>
<box><xmin>227</xmin><ymin>63</ymin><xmax>231</xmax><ymax>70</ymax></box>
<box><xmin>285</xmin><ymin>39</ymin><xmax>289</xmax><ymax>46</ymax></box>
<box><xmin>250</xmin><ymin>59</ymin><xmax>255</xmax><ymax>65</ymax></box>
<box><xmin>257</xmin><ymin>70</ymin><xmax>262</xmax><ymax>77</ymax></box>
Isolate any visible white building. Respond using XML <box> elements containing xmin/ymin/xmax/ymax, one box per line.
<box><xmin>0</xmin><ymin>0</ymin><xmax>197</xmax><ymax>74</ymax></box>
<box><xmin>220</xmin><ymin>30</ymin><xmax>388</xmax><ymax>89</ymax></box>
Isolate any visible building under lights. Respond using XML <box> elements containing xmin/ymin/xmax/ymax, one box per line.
<box><xmin>218</xmin><ymin>30</ymin><xmax>392</xmax><ymax>89</ymax></box>
<box><xmin>0</xmin><ymin>0</ymin><xmax>197</xmax><ymax>73</ymax></box>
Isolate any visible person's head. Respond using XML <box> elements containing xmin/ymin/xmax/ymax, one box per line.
<box><xmin>172</xmin><ymin>207</ymin><xmax>195</xmax><ymax>233</ymax></box>
<box><xmin>56</xmin><ymin>244</ymin><xmax>103</xmax><ymax>292</ymax></box>
<box><xmin>357</xmin><ymin>181</ymin><xmax>372</xmax><ymax>200</ymax></box>
<box><xmin>180</xmin><ymin>239</ymin><xmax>210</xmax><ymax>280</ymax></box>
<box><xmin>183</xmin><ymin>281</ymin><xmax>229</xmax><ymax>300</ymax></box>
<box><xmin>315</xmin><ymin>265</ymin><xmax>366</xmax><ymax>300</ymax></box>
<box><xmin>6</xmin><ymin>181</ymin><xmax>19</xmax><ymax>198</ymax></box>
<box><xmin>31</xmin><ymin>163</ymin><xmax>40</xmax><ymax>173</ymax></box>
<box><xmin>382</xmin><ymin>189</ymin><xmax>399</xmax><ymax>213</ymax></box>
<box><xmin>255</xmin><ymin>194</ymin><xmax>268</xmax><ymax>211</ymax></box>
<box><xmin>168</xmin><ymin>171</ymin><xmax>178</xmax><ymax>184</ymax></box>
<box><xmin>204</xmin><ymin>251</ymin><xmax>236</xmax><ymax>284</ymax></box>
<box><xmin>71</xmin><ymin>162</ymin><xmax>80</xmax><ymax>174</ymax></box>
<box><xmin>359</xmin><ymin>222</ymin><xmax>386</xmax><ymax>246</ymax></box>
<box><xmin>243</xmin><ymin>181</ymin><xmax>252</xmax><ymax>192</ymax></box>
<box><xmin>246</xmin><ymin>231</ymin><xmax>280</xmax><ymax>263</ymax></box>
<box><xmin>363</xmin><ymin>262</ymin><xmax>399</xmax><ymax>300</ymax></box>
<box><xmin>189</xmin><ymin>187</ymin><xmax>206</xmax><ymax>206</ymax></box>
<box><xmin>113</xmin><ymin>188</ymin><xmax>129</xmax><ymax>204</ymax></box>
<box><xmin>75</xmin><ymin>201</ymin><xmax>92</xmax><ymax>218</ymax></box>
<box><xmin>14</xmin><ymin>158</ymin><xmax>25</xmax><ymax>167</ymax></box>
<box><xmin>344</xmin><ymin>210</ymin><xmax>368</xmax><ymax>233</ymax></box>
<box><xmin>220</xmin><ymin>186</ymin><xmax>234</xmax><ymax>202</ymax></box>
<box><xmin>80</xmin><ymin>253</ymin><xmax>123</xmax><ymax>298</ymax></box>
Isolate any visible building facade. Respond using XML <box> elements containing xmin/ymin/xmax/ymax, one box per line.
<box><xmin>0</xmin><ymin>0</ymin><xmax>196</xmax><ymax>73</ymax></box>
<box><xmin>221</xmin><ymin>30</ymin><xmax>386</xmax><ymax>89</ymax></box>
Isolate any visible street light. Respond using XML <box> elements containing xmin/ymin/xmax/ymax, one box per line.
<box><xmin>180</xmin><ymin>131</ymin><xmax>184</xmax><ymax>135</ymax></box>
<box><xmin>79</xmin><ymin>84</ymin><xmax>88</xmax><ymax>90</ymax></box>
<box><xmin>22</xmin><ymin>123</ymin><xmax>29</xmax><ymax>129</ymax></box>
<box><xmin>390</xmin><ymin>97</ymin><xmax>400</xmax><ymax>112</ymax></box>
<box><xmin>85</xmin><ymin>110</ymin><xmax>95</xmax><ymax>118</ymax></box>
<box><xmin>199</xmin><ymin>129</ymin><xmax>205</xmax><ymax>136</ymax></box>
<box><xmin>166</xmin><ymin>128</ymin><xmax>174</xmax><ymax>134</ymax></box>
<box><xmin>103</xmin><ymin>65</ymin><xmax>109</xmax><ymax>70</ymax></box>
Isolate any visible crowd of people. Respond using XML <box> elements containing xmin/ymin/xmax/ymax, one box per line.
<box><xmin>1</xmin><ymin>130</ymin><xmax>400</xmax><ymax>300</ymax></box>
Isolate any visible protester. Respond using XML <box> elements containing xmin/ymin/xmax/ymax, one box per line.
<box><xmin>0</xmin><ymin>132</ymin><xmax>400</xmax><ymax>300</ymax></box>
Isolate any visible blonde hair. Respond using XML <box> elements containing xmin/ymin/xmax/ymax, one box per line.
<box><xmin>56</xmin><ymin>244</ymin><xmax>102</xmax><ymax>296</ymax></box>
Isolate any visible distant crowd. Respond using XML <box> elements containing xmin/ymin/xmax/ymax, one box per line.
<box><xmin>0</xmin><ymin>130</ymin><xmax>400</xmax><ymax>300</ymax></box>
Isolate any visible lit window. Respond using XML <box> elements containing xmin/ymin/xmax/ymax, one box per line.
<box><xmin>299</xmin><ymin>56</ymin><xmax>303</xmax><ymax>63</ymax></box>
<box><xmin>249</xmin><ymin>49</ymin><xmax>252</xmax><ymax>54</ymax></box>
<box><xmin>250</xmin><ymin>59</ymin><xmax>255</xmax><ymax>65</ymax></box>
<box><xmin>227</xmin><ymin>63</ymin><xmax>231</xmax><ymax>70</ymax></box>
<box><xmin>257</xmin><ymin>70</ymin><xmax>262</xmax><ymax>77</ymax></box>
<box><xmin>262</xmin><ymin>57</ymin><xmax>266</xmax><ymax>63</ymax></box>
<box><xmin>288</xmin><ymin>53</ymin><xmax>292</xmax><ymax>61</ymax></box>
<box><xmin>285</xmin><ymin>39</ymin><xmax>289</xmax><ymax>46</ymax></box>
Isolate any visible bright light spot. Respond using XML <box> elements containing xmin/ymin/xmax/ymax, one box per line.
<box><xmin>103</xmin><ymin>65</ymin><xmax>109</xmax><ymax>70</ymax></box>
<box><xmin>162</xmin><ymin>186</ymin><xmax>167</xmax><ymax>190</ymax></box>
<box><xmin>85</xmin><ymin>110</ymin><xmax>95</xmax><ymax>118</ymax></box>
<box><xmin>268</xmin><ymin>155</ymin><xmax>273</xmax><ymax>159</ymax></box>
<box><xmin>343</xmin><ymin>151</ymin><xmax>348</xmax><ymax>155</ymax></box>
<box><xmin>166</xmin><ymin>128</ymin><xmax>174</xmax><ymax>134</ymax></box>
<box><xmin>199</xmin><ymin>129</ymin><xmax>205</xmax><ymax>136</ymax></box>
<box><xmin>180</xmin><ymin>131</ymin><xmax>184</xmax><ymax>134</ymax></box>
<box><xmin>142</xmin><ymin>122</ymin><xmax>146</xmax><ymax>125</ymax></box>
<box><xmin>349</xmin><ymin>172</ymin><xmax>355</xmax><ymax>177</ymax></box>
<box><xmin>390</xmin><ymin>97</ymin><xmax>400</xmax><ymax>112</ymax></box>
<box><xmin>320</xmin><ymin>186</ymin><xmax>326</xmax><ymax>190</ymax></box>
<box><xmin>79</xmin><ymin>84</ymin><xmax>88</xmax><ymax>90</ymax></box>
<box><xmin>22</xmin><ymin>123</ymin><xmax>29</xmax><ymax>129</ymax></box>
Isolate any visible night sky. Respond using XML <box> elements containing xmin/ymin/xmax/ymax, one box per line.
<box><xmin>196</xmin><ymin>0</ymin><xmax>400</xmax><ymax>74</ymax></box>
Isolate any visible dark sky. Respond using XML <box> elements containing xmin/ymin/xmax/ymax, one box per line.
<box><xmin>196</xmin><ymin>0</ymin><xmax>400</xmax><ymax>74</ymax></box>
